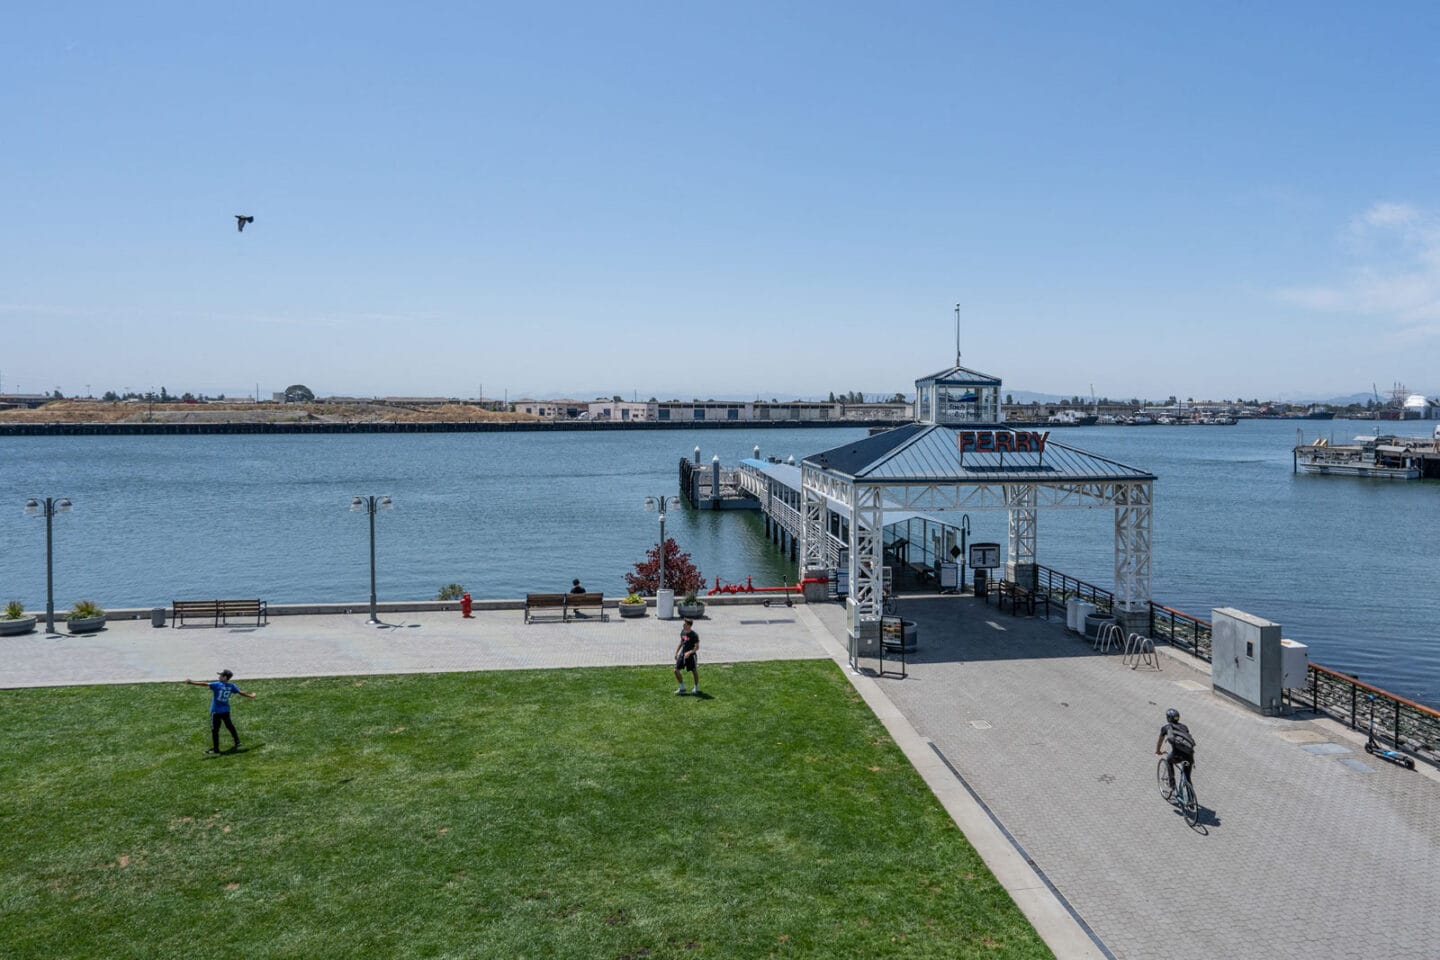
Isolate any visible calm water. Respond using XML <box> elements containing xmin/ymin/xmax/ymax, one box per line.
<box><xmin>3</xmin><ymin>420</ymin><xmax>1438</xmax><ymax>703</ymax></box>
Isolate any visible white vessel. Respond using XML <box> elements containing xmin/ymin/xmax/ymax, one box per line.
<box><xmin>1401</xmin><ymin>394</ymin><xmax>1434</xmax><ymax>419</ymax></box>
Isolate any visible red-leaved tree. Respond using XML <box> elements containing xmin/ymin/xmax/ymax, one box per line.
<box><xmin>625</xmin><ymin>537</ymin><xmax>703</xmax><ymax>596</ymax></box>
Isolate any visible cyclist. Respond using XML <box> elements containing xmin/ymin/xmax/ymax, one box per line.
<box><xmin>1154</xmin><ymin>707</ymin><xmax>1196</xmax><ymax>791</ymax></box>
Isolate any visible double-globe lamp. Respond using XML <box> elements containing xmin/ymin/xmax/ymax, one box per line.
<box><xmin>350</xmin><ymin>495</ymin><xmax>392</xmax><ymax>625</ymax></box>
<box><xmin>24</xmin><ymin>496</ymin><xmax>73</xmax><ymax>635</ymax></box>
<box><xmin>643</xmin><ymin>495</ymin><xmax>681</xmax><ymax>596</ymax></box>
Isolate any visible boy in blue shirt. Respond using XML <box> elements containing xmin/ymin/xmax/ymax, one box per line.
<box><xmin>184</xmin><ymin>669</ymin><xmax>256</xmax><ymax>754</ymax></box>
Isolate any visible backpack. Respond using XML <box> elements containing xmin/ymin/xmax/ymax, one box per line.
<box><xmin>1167</xmin><ymin>722</ymin><xmax>1196</xmax><ymax>754</ymax></box>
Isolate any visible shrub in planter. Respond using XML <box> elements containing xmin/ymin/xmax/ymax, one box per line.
<box><xmin>436</xmin><ymin>583</ymin><xmax>466</xmax><ymax>601</ymax></box>
<box><xmin>618</xmin><ymin>592</ymin><xmax>647</xmax><ymax>618</ymax></box>
<box><xmin>677</xmin><ymin>591</ymin><xmax>707</xmax><ymax>618</ymax></box>
<box><xmin>0</xmin><ymin>600</ymin><xmax>36</xmax><ymax>636</ymax></box>
<box><xmin>66</xmin><ymin>599</ymin><xmax>107</xmax><ymax>634</ymax></box>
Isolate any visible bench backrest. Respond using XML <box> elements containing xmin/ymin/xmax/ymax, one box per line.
<box><xmin>568</xmin><ymin>592</ymin><xmax>604</xmax><ymax>607</ymax></box>
<box><xmin>217</xmin><ymin>599</ymin><xmax>262</xmax><ymax>611</ymax></box>
<box><xmin>525</xmin><ymin>593</ymin><xmax>567</xmax><ymax>607</ymax></box>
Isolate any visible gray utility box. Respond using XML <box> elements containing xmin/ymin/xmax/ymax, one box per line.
<box><xmin>1211</xmin><ymin>607</ymin><xmax>1282</xmax><ymax>715</ymax></box>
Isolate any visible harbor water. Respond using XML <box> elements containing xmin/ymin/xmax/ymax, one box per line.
<box><xmin>2</xmin><ymin>419</ymin><xmax>1437</xmax><ymax>704</ymax></box>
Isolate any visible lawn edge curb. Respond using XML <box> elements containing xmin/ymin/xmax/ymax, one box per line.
<box><xmin>794</xmin><ymin>605</ymin><xmax>1108</xmax><ymax>960</ymax></box>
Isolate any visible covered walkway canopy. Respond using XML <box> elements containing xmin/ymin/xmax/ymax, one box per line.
<box><xmin>799</xmin><ymin>421</ymin><xmax>1156</xmax><ymax>642</ymax></box>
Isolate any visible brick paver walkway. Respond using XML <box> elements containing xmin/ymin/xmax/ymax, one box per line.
<box><xmin>809</xmin><ymin>595</ymin><xmax>1440</xmax><ymax>960</ymax></box>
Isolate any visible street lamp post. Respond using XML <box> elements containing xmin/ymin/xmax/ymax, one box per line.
<box><xmin>958</xmin><ymin>513</ymin><xmax>971</xmax><ymax>592</ymax></box>
<box><xmin>643</xmin><ymin>494</ymin><xmax>681</xmax><ymax>588</ymax></box>
<box><xmin>24</xmin><ymin>497</ymin><xmax>73</xmax><ymax>634</ymax></box>
<box><xmin>350</xmin><ymin>495</ymin><xmax>393</xmax><ymax>624</ymax></box>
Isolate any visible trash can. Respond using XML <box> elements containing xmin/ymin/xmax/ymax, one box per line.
<box><xmin>1069</xmin><ymin>600</ymin><xmax>1097</xmax><ymax>634</ymax></box>
<box><xmin>973</xmin><ymin>567</ymin><xmax>988</xmax><ymax>598</ymax></box>
<box><xmin>151</xmin><ymin>607</ymin><xmax>166</xmax><ymax>628</ymax></box>
<box><xmin>656</xmin><ymin>589</ymin><xmax>675</xmax><ymax>621</ymax></box>
<box><xmin>1084</xmin><ymin>613</ymin><xmax>1117</xmax><ymax>640</ymax></box>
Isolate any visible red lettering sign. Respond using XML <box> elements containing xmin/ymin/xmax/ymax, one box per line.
<box><xmin>956</xmin><ymin>431</ymin><xmax>1049</xmax><ymax>455</ymax></box>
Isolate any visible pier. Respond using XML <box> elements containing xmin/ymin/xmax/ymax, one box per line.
<box><xmin>1293</xmin><ymin>430</ymin><xmax>1440</xmax><ymax>479</ymax></box>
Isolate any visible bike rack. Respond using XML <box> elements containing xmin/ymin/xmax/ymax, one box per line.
<box><xmin>1094</xmin><ymin>621</ymin><xmax>1125</xmax><ymax>653</ymax></box>
<box><xmin>1122</xmin><ymin>632</ymin><xmax>1159</xmax><ymax>670</ymax></box>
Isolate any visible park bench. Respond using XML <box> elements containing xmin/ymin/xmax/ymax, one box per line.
<box><xmin>172</xmin><ymin>599</ymin><xmax>267</xmax><ymax>627</ymax></box>
<box><xmin>565</xmin><ymin>592</ymin><xmax>607</xmax><ymax>621</ymax></box>
<box><xmin>524</xmin><ymin>593</ymin><xmax>568</xmax><ymax>624</ymax></box>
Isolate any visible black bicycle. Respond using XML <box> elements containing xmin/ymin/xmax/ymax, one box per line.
<box><xmin>1156</xmin><ymin>755</ymin><xmax>1199</xmax><ymax>827</ymax></box>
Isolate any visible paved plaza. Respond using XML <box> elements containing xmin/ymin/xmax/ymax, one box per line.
<box><xmin>4</xmin><ymin>598</ymin><xmax>1437</xmax><ymax>959</ymax></box>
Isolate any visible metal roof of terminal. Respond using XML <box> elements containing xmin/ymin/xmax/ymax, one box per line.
<box><xmin>738</xmin><ymin>459</ymin><xmax>967</xmax><ymax>530</ymax></box>
<box><xmin>914</xmin><ymin>364</ymin><xmax>1003</xmax><ymax>385</ymax></box>
<box><xmin>802</xmin><ymin>424</ymin><xmax>1155</xmax><ymax>484</ymax></box>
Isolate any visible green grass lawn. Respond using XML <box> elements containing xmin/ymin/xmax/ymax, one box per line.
<box><xmin>0</xmin><ymin>662</ymin><xmax>1051</xmax><ymax>959</ymax></box>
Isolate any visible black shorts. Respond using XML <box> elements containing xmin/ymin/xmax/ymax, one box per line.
<box><xmin>675</xmin><ymin>652</ymin><xmax>696</xmax><ymax>671</ymax></box>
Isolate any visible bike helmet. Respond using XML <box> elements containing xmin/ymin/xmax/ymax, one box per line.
<box><xmin>1165</xmin><ymin>708</ymin><xmax>1180</xmax><ymax>722</ymax></box>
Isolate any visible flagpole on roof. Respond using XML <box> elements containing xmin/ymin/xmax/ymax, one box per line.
<box><xmin>954</xmin><ymin>303</ymin><xmax>962</xmax><ymax>366</ymax></box>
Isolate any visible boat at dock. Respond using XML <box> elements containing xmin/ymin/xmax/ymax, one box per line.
<box><xmin>1293</xmin><ymin>432</ymin><xmax>1439</xmax><ymax>480</ymax></box>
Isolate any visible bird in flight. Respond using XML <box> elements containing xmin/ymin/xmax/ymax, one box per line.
<box><xmin>235</xmin><ymin>215</ymin><xmax>255</xmax><ymax>232</ymax></box>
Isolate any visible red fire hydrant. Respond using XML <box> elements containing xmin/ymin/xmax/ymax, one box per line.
<box><xmin>461</xmin><ymin>592</ymin><xmax>473</xmax><ymax>618</ymax></box>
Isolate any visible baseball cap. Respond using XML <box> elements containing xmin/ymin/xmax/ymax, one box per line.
<box><xmin>217</xmin><ymin>669</ymin><xmax>234</xmax><ymax>679</ymax></box>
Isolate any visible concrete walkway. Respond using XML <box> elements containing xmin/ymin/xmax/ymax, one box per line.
<box><xmin>0</xmin><ymin>606</ymin><xmax>827</xmax><ymax>687</ymax></box>
<box><xmin>4</xmin><ymin>599</ymin><xmax>1437</xmax><ymax>959</ymax></box>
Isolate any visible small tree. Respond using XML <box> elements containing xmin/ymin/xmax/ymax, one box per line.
<box><xmin>625</xmin><ymin>538</ymin><xmax>703</xmax><ymax>596</ymax></box>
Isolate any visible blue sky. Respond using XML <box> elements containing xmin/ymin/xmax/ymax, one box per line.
<box><xmin>3</xmin><ymin>2</ymin><xmax>1438</xmax><ymax>402</ymax></box>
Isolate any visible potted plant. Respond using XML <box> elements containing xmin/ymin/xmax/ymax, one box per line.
<box><xmin>676</xmin><ymin>590</ymin><xmax>707</xmax><ymax>619</ymax></box>
<box><xmin>618</xmin><ymin>592</ymin><xmax>647</xmax><ymax>618</ymax></box>
<box><xmin>0</xmin><ymin>600</ymin><xmax>37</xmax><ymax>637</ymax></box>
<box><xmin>65</xmin><ymin>599</ymin><xmax>106</xmax><ymax>635</ymax></box>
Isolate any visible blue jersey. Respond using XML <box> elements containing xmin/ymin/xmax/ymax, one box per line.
<box><xmin>209</xmin><ymin>681</ymin><xmax>240</xmax><ymax>713</ymax></box>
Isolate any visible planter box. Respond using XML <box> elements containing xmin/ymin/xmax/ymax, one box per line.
<box><xmin>618</xmin><ymin>604</ymin><xmax>647</xmax><ymax>619</ymax></box>
<box><xmin>676</xmin><ymin>604</ymin><xmax>706</xmax><ymax>619</ymax></box>
<box><xmin>0</xmin><ymin>616</ymin><xmax>37</xmax><ymax>637</ymax></box>
<box><xmin>66</xmin><ymin>616</ymin><xmax>106</xmax><ymax>635</ymax></box>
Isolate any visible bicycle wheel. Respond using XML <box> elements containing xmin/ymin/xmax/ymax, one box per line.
<box><xmin>1180</xmin><ymin>778</ymin><xmax>1200</xmax><ymax>827</ymax></box>
<box><xmin>1156</xmin><ymin>757</ymin><xmax>1173</xmax><ymax>801</ymax></box>
<box><xmin>882</xmin><ymin>595</ymin><xmax>897</xmax><ymax>614</ymax></box>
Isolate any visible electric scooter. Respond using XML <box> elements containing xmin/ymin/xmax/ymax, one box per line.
<box><xmin>1364</xmin><ymin>695</ymin><xmax>1416</xmax><ymax>770</ymax></box>
<box><xmin>762</xmin><ymin>576</ymin><xmax>795</xmax><ymax>608</ymax></box>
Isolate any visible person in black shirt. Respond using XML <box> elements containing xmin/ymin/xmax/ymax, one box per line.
<box><xmin>569</xmin><ymin>579</ymin><xmax>586</xmax><ymax>594</ymax></box>
<box><xmin>673</xmin><ymin>619</ymin><xmax>700</xmax><ymax>695</ymax></box>
<box><xmin>1154</xmin><ymin>707</ymin><xmax>1195</xmax><ymax>790</ymax></box>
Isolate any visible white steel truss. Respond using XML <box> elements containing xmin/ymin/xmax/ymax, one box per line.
<box><xmin>848</xmin><ymin>483</ymin><xmax>885</xmax><ymax>627</ymax></box>
<box><xmin>801</xmin><ymin>473</ymin><xmax>828</xmax><ymax>570</ymax></box>
<box><xmin>1005</xmin><ymin>483</ymin><xmax>1037</xmax><ymax>567</ymax></box>
<box><xmin>1113</xmin><ymin>481</ymin><xmax>1152</xmax><ymax>611</ymax></box>
<box><xmin>800</xmin><ymin>468</ymin><xmax>1154</xmax><ymax>639</ymax></box>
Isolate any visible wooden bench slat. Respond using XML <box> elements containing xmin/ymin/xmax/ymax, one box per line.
<box><xmin>565</xmin><ymin>592</ymin><xmax>607</xmax><ymax>622</ymax></box>
<box><xmin>173</xmin><ymin>599</ymin><xmax>266</xmax><ymax>627</ymax></box>
<box><xmin>524</xmin><ymin>593</ymin><xmax>568</xmax><ymax>624</ymax></box>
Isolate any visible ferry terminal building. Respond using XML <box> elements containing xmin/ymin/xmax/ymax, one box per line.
<box><xmin>768</xmin><ymin>363</ymin><xmax>1156</xmax><ymax>653</ymax></box>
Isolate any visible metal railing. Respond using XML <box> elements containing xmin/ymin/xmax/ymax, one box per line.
<box><xmin>1147</xmin><ymin>604</ymin><xmax>1212</xmax><ymax>660</ymax></box>
<box><xmin>1306</xmin><ymin>664</ymin><xmax>1440</xmax><ymax>758</ymax></box>
<box><xmin>1035</xmin><ymin>565</ymin><xmax>1113</xmax><ymax>614</ymax></box>
<box><xmin>1040</xmin><ymin>565</ymin><xmax>1438</xmax><ymax>764</ymax></box>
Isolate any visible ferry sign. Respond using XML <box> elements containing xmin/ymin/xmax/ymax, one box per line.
<box><xmin>957</xmin><ymin>430</ymin><xmax>1049</xmax><ymax>454</ymax></box>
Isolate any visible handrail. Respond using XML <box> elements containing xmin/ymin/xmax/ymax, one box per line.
<box><xmin>1308</xmin><ymin>663</ymin><xmax>1440</xmax><ymax>722</ymax></box>
<box><xmin>1041</xmin><ymin>565</ymin><xmax>1438</xmax><ymax>763</ymax></box>
<box><xmin>1035</xmin><ymin>564</ymin><xmax>1114</xmax><ymax>613</ymax></box>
